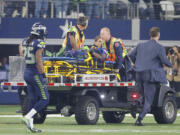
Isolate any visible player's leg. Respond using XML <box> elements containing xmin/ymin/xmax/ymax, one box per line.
<box><xmin>26</xmin><ymin>85</ymin><xmax>36</xmax><ymax>113</ymax></box>
<box><xmin>22</xmin><ymin>71</ymin><xmax>42</xmax><ymax>133</ymax></box>
<box><xmin>33</xmin><ymin>74</ymin><xmax>49</xmax><ymax>113</ymax></box>
<box><xmin>22</xmin><ymin>74</ymin><xmax>49</xmax><ymax>133</ymax></box>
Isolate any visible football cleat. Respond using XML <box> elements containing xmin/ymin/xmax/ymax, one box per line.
<box><xmin>22</xmin><ymin>117</ymin><xmax>42</xmax><ymax>133</ymax></box>
<box><xmin>30</xmin><ymin>128</ymin><xmax>42</xmax><ymax>133</ymax></box>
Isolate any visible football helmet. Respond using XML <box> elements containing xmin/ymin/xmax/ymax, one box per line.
<box><xmin>30</xmin><ymin>22</ymin><xmax>48</xmax><ymax>39</ymax></box>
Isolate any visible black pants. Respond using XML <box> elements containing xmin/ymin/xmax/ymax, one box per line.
<box><xmin>170</xmin><ymin>81</ymin><xmax>180</xmax><ymax>108</ymax></box>
<box><xmin>136</xmin><ymin>71</ymin><xmax>157</xmax><ymax>120</ymax></box>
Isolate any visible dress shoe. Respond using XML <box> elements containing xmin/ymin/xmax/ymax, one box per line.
<box><xmin>135</xmin><ymin>119</ymin><xmax>143</xmax><ymax>126</ymax></box>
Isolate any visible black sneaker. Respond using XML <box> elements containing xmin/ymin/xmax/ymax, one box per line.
<box><xmin>135</xmin><ymin>119</ymin><xmax>143</xmax><ymax>126</ymax></box>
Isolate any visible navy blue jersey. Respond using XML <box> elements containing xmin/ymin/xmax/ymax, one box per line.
<box><xmin>90</xmin><ymin>45</ymin><xmax>107</xmax><ymax>56</ymax></box>
<box><xmin>22</xmin><ymin>38</ymin><xmax>45</xmax><ymax>68</ymax></box>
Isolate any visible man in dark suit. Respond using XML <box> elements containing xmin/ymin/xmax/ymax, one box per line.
<box><xmin>129</xmin><ymin>27</ymin><xmax>172</xmax><ymax>126</ymax></box>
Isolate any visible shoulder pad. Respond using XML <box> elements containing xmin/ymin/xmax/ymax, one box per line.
<box><xmin>36</xmin><ymin>40</ymin><xmax>45</xmax><ymax>48</ymax></box>
<box><xmin>38</xmin><ymin>41</ymin><xmax>45</xmax><ymax>48</ymax></box>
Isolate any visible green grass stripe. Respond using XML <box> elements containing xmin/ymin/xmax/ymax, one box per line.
<box><xmin>34</xmin><ymin>75</ymin><xmax>47</xmax><ymax>100</ymax></box>
<box><xmin>1</xmin><ymin>115</ymin><xmax>180</xmax><ymax>135</ymax></box>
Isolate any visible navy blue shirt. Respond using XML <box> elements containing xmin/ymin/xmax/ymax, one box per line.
<box><xmin>129</xmin><ymin>40</ymin><xmax>172</xmax><ymax>83</ymax></box>
<box><xmin>22</xmin><ymin>38</ymin><xmax>45</xmax><ymax>68</ymax></box>
<box><xmin>130</xmin><ymin>40</ymin><xmax>172</xmax><ymax>71</ymax></box>
<box><xmin>90</xmin><ymin>45</ymin><xmax>107</xmax><ymax>56</ymax></box>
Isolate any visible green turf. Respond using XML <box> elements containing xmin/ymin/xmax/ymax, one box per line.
<box><xmin>0</xmin><ymin>105</ymin><xmax>20</xmax><ymax>115</ymax></box>
<box><xmin>0</xmin><ymin>105</ymin><xmax>180</xmax><ymax>135</ymax></box>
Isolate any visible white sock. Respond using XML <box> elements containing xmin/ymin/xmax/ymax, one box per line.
<box><xmin>30</xmin><ymin>118</ymin><xmax>34</xmax><ymax>128</ymax></box>
<box><xmin>25</xmin><ymin>108</ymin><xmax>37</xmax><ymax>119</ymax></box>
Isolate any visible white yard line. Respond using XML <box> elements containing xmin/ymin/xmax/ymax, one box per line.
<box><xmin>0</xmin><ymin>134</ymin><xmax>25</xmax><ymax>135</ymax></box>
<box><xmin>0</xmin><ymin>128</ymin><xmax>180</xmax><ymax>134</ymax></box>
<box><xmin>0</xmin><ymin>115</ymin><xmax>22</xmax><ymax>118</ymax></box>
<box><xmin>0</xmin><ymin>113</ymin><xmax>180</xmax><ymax>118</ymax></box>
<box><xmin>43</xmin><ymin>129</ymin><xmax>180</xmax><ymax>133</ymax></box>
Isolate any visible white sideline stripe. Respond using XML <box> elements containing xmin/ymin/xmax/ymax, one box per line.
<box><xmin>0</xmin><ymin>115</ymin><xmax>22</xmax><ymax>118</ymax></box>
<box><xmin>1</xmin><ymin>114</ymin><xmax>180</xmax><ymax>118</ymax></box>
<box><xmin>1</xmin><ymin>128</ymin><xmax>180</xmax><ymax>134</ymax></box>
<box><xmin>44</xmin><ymin>129</ymin><xmax>180</xmax><ymax>133</ymax></box>
<box><xmin>0</xmin><ymin>134</ymin><xmax>24</xmax><ymax>135</ymax></box>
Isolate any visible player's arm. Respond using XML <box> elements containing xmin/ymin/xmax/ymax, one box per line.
<box><xmin>36</xmin><ymin>48</ymin><xmax>44</xmax><ymax>74</ymax></box>
<box><xmin>68</xmin><ymin>32</ymin><xmax>79</xmax><ymax>50</ymax></box>
<box><xmin>129</xmin><ymin>43</ymin><xmax>140</xmax><ymax>63</ymax></box>
<box><xmin>114</xmin><ymin>42</ymin><xmax>123</xmax><ymax>72</ymax></box>
<box><xmin>92</xmin><ymin>52</ymin><xmax>105</xmax><ymax>61</ymax></box>
<box><xmin>90</xmin><ymin>47</ymin><xmax>104</xmax><ymax>61</ymax></box>
<box><xmin>19</xmin><ymin>44</ymin><xmax>24</xmax><ymax>57</ymax></box>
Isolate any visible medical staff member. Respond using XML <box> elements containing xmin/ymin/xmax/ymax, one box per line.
<box><xmin>56</xmin><ymin>16</ymin><xmax>89</xmax><ymax>57</ymax></box>
<box><xmin>100</xmin><ymin>27</ymin><xmax>127</xmax><ymax>80</ymax></box>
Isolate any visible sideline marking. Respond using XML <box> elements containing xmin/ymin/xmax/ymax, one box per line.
<box><xmin>43</xmin><ymin>129</ymin><xmax>180</xmax><ymax>134</ymax></box>
<box><xmin>1</xmin><ymin>128</ymin><xmax>180</xmax><ymax>134</ymax></box>
<box><xmin>0</xmin><ymin>114</ymin><xmax>180</xmax><ymax>118</ymax></box>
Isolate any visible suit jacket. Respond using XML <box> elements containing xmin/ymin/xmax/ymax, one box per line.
<box><xmin>129</xmin><ymin>40</ymin><xmax>172</xmax><ymax>83</ymax></box>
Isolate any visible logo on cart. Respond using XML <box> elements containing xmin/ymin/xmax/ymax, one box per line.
<box><xmin>105</xmin><ymin>76</ymin><xmax>108</xmax><ymax>81</ymax></box>
<box><xmin>83</xmin><ymin>75</ymin><xmax>109</xmax><ymax>83</ymax></box>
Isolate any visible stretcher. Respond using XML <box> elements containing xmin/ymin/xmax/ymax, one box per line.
<box><xmin>43</xmin><ymin>53</ymin><xmax>121</xmax><ymax>83</ymax></box>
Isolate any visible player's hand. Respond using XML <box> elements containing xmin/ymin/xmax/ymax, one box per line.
<box><xmin>43</xmin><ymin>78</ymin><xmax>48</xmax><ymax>86</ymax></box>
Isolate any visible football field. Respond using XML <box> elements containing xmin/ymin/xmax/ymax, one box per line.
<box><xmin>0</xmin><ymin>105</ymin><xmax>180</xmax><ymax>135</ymax></box>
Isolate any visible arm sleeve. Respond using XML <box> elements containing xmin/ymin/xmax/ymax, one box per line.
<box><xmin>114</xmin><ymin>42</ymin><xmax>123</xmax><ymax>69</ymax></box>
<box><xmin>159</xmin><ymin>46</ymin><xmax>172</xmax><ymax>67</ymax></box>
